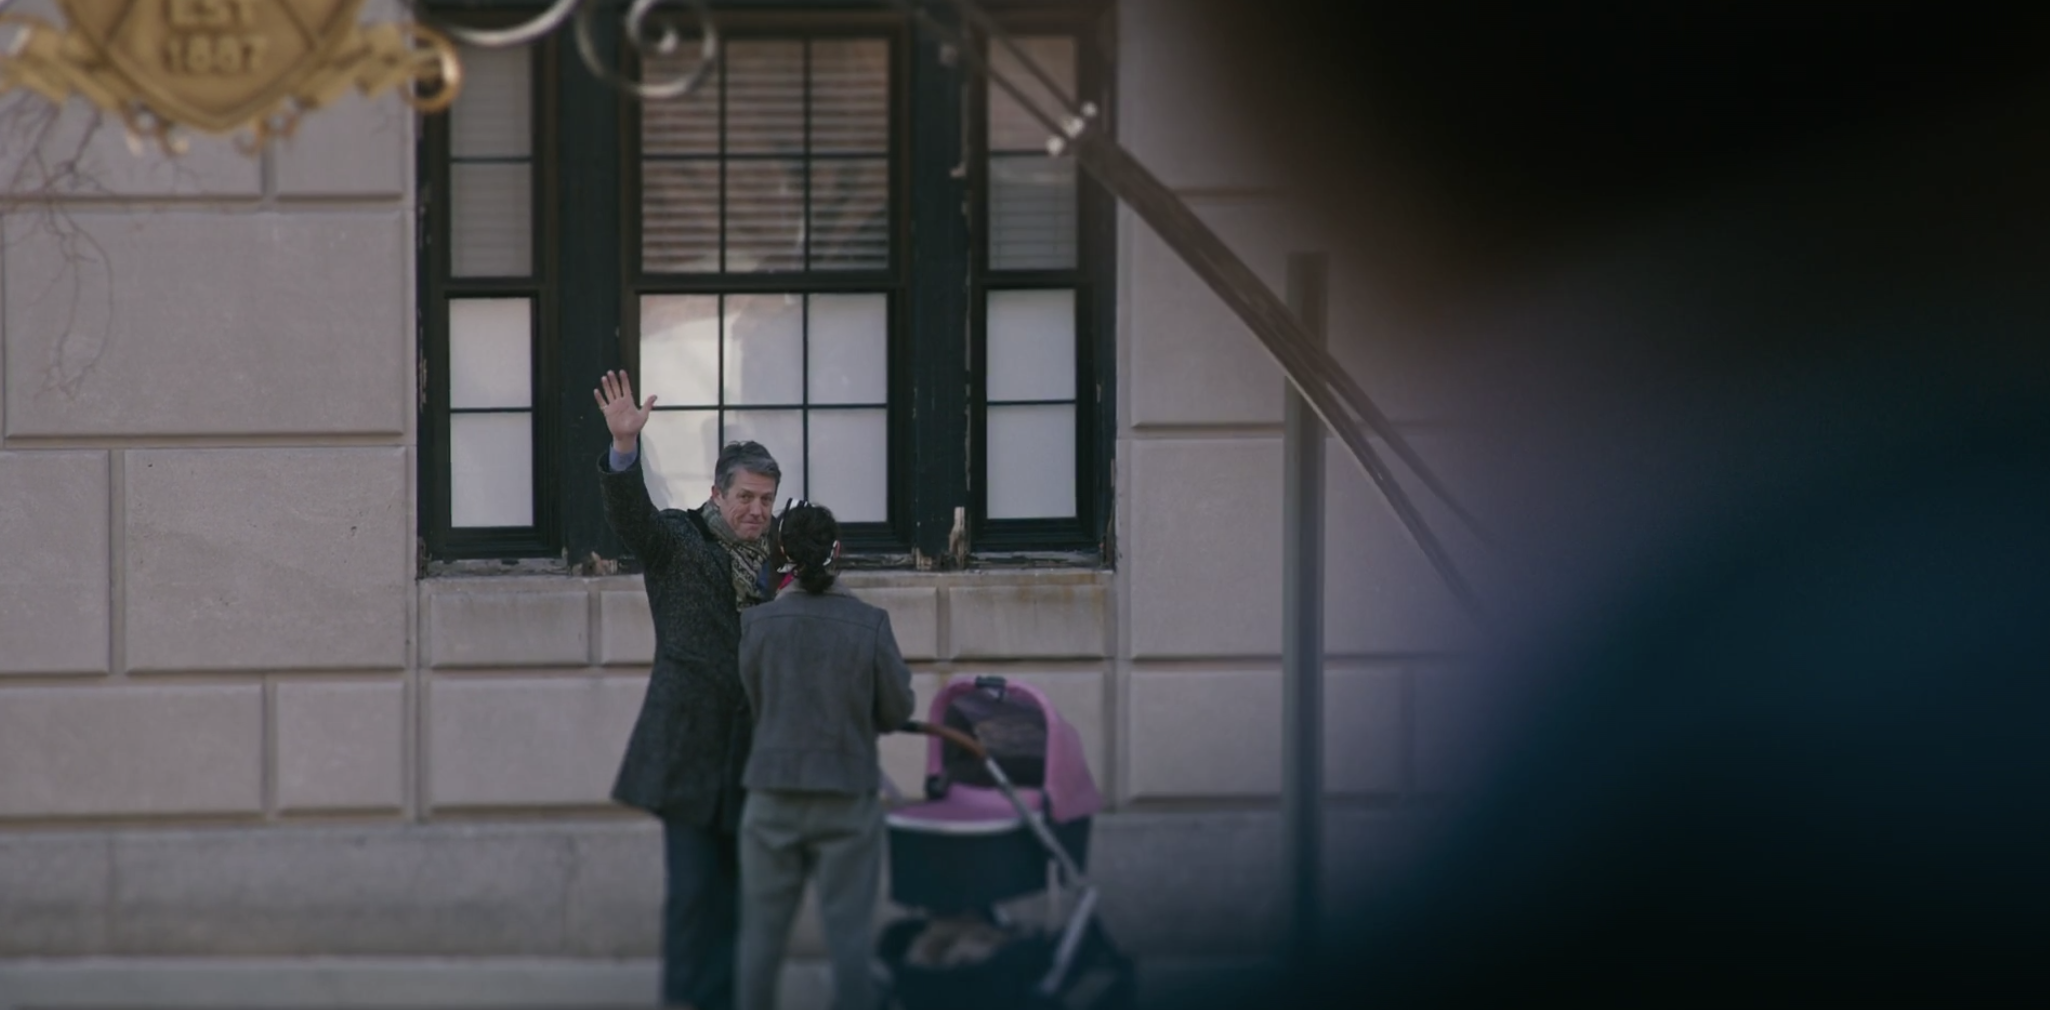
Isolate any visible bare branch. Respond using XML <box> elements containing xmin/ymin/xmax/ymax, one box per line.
<box><xmin>2</xmin><ymin>90</ymin><xmax>120</xmax><ymax>399</ymax></box>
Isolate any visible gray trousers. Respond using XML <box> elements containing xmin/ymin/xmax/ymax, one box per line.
<box><xmin>737</xmin><ymin>789</ymin><xmax>884</xmax><ymax>1010</ymax></box>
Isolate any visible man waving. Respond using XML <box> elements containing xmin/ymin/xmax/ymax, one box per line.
<box><xmin>594</xmin><ymin>369</ymin><xmax>782</xmax><ymax>1010</ymax></box>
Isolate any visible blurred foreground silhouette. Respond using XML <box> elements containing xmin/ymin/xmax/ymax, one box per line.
<box><xmin>1174</xmin><ymin>2</ymin><xmax>2050</xmax><ymax>1002</ymax></box>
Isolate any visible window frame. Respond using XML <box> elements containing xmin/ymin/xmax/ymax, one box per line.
<box><xmin>966</xmin><ymin>10</ymin><xmax>1117</xmax><ymax>552</ymax></box>
<box><xmin>418</xmin><ymin>0</ymin><xmax>1117</xmax><ymax>568</ymax></box>
<box><xmin>621</xmin><ymin>13</ymin><xmax>915</xmax><ymax>554</ymax></box>
<box><xmin>419</xmin><ymin>27</ymin><xmax>562</xmax><ymax>561</ymax></box>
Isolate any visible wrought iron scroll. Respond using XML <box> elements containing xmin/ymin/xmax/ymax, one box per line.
<box><xmin>400</xmin><ymin>0</ymin><xmax>718</xmax><ymax>100</ymax></box>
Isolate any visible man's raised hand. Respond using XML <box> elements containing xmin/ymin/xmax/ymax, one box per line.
<box><xmin>594</xmin><ymin>370</ymin><xmax>657</xmax><ymax>453</ymax></box>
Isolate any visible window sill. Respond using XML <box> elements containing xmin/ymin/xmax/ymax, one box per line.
<box><xmin>842</xmin><ymin>549</ymin><xmax>1107</xmax><ymax>572</ymax></box>
<box><xmin>419</xmin><ymin>549</ymin><xmax>1108</xmax><ymax>582</ymax></box>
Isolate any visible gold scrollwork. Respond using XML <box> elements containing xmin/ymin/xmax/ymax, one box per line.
<box><xmin>241</xmin><ymin>20</ymin><xmax>462</xmax><ymax>152</ymax></box>
<box><xmin>0</xmin><ymin>1</ymin><xmax>462</xmax><ymax>156</ymax></box>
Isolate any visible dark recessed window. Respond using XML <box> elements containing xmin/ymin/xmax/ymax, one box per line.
<box><xmin>420</xmin><ymin>3</ymin><xmax>1115</xmax><ymax>566</ymax></box>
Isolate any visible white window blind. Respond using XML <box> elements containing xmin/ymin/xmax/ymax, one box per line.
<box><xmin>449</xmin><ymin>46</ymin><xmax>533</xmax><ymax>277</ymax></box>
<box><xmin>987</xmin><ymin>36</ymin><xmax>1078</xmax><ymax>271</ymax></box>
<box><xmin>642</xmin><ymin>37</ymin><xmax>891</xmax><ymax>273</ymax></box>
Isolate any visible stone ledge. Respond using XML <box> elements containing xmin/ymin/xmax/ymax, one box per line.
<box><xmin>0</xmin><ymin>811</ymin><xmax>1426</xmax><ymax>963</ymax></box>
<box><xmin>0</xmin><ymin>956</ymin><xmax>1273</xmax><ymax>1010</ymax></box>
<box><xmin>843</xmin><ymin>569</ymin><xmax>1112</xmax><ymax>590</ymax></box>
<box><xmin>0</xmin><ymin>834</ymin><xmax>109</xmax><ymax>956</ymax></box>
<box><xmin>415</xmin><ymin>570</ymin><xmax>1112</xmax><ymax>591</ymax></box>
<box><xmin>415</xmin><ymin>571</ymin><xmax>1117</xmax><ymax>671</ymax></box>
<box><xmin>104</xmin><ymin>825</ymin><xmax>579</xmax><ymax>956</ymax></box>
<box><xmin>0</xmin><ymin>957</ymin><xmax>662</xmax><ymax>1010</ymax></box>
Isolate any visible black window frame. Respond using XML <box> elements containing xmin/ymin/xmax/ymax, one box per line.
<box><xmin>966</xmin><ymin>8</ymin><xmax>1117</xmax><ymax>552</ymax></box>
<box><xmin>419</xmin><ymin>20</ymin><xmax>562</xmax><ymax>561</ymax></box>
<box><xmin>419</xmin><ymin>0</ymin><xmax>1117</xmax><ymax>568</ymax></box>
<box><xmin>621</xmin><ymin>12</ymin><xmax>914</xmax><ymax>555</ymax></box>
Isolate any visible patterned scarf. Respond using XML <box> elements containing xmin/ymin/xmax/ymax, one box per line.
<box><xmin>700</xmin><ymin>496</ymin><xmax>770</xmax><ymax>611</ymax></box>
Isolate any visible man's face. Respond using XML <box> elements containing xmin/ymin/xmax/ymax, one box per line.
<box><xmin>712</xmin><ymin>469</ymin><xmax>779</xmax><ymax>541</ymax></box>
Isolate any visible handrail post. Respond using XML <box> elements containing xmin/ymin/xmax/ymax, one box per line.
<box><xmin>1282</xmin><ymin>252</ymin><xmax>1328</xmax><ymax>971</ymax></box>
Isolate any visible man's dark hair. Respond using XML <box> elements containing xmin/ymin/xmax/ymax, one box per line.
<box><xmin>714</xmin><ymin>440</ymin><xmax>781</xmax><ymax>493</ymax></box>
<box><xmin>771</xmin><ymin>502</ymin><xmax>840</xmax><ymax>594</ymax></box>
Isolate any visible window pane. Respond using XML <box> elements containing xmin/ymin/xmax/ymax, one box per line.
<box><xmin>726</xmin><ymin>160</ymin><xmax>805</xmax><ymax>271</ymax></box>
<box><xmin>809</xmin><ymin>158</ymin><xmax>888</xmax><ymax>270</ymax></box>
<box><xmin>451</xmin><ymin>46</ymin><xmax>531</xmax><ymax>158</ymax></box>
<box><xmin>808</xmin><ymin>409</ymin><xmax>888</xmax><ymax>522</ymax></box>
<box><xmin>987</xmin><ymin>404</ymin><xmax>1075</xmax><ymax>519</ymax></box>
<box><xmin>989</xmin><ymin>156</ymin><xmax>1076</xmax><ymax>270</ymax></box>
<box><xmin>452</xmin><ymin>163</ymin><xmax>531</xmax><ymax>277</ymax></box>
<box><xmin>726</xmin><ymin>40</ymin><xmax>804</xmax><ymax>155</ymax></box>
<box><xmin>723</xmin><ymin>409</ymin><xmax>804</xmax><ymax>500</ymax></box>
<box><xmin>808</xmin><ymin>294</ymin><xmax>888</xmax><ymax>405</ymax></box>
<box><xmin>641</xmin><ymin>295</ymin><xmax>721</xmax><ymax>407</ymax></box>
<box><xmin>451</xmin><ymin>412</ymin><xmax>533</xmax><ymax>527</ymax></box>
<box><xmin>642</xmin><ymin>410</ymin><xmax>720</xmax><ymax>512</ymax></box>
<box><xmin>988</xmin><ymin>36</ymin><xmax>1076</xmax><ymax>152</ymax></box>
<box><xmin>449</xmin><ymin>298</ymin><xmax>531</xmax><ymax>409</ymax></box>
<box><xmin>723</xmin><ymin>293</ymin><xmax>804</xmax><ymax>405</ymax></box>
<box><xmin>642</xmin><ymin>160</ymin><xmax>720</xmax><ymax>273</ymax></box>
<box><xmin>642</xmin><ymin>50</ymin><xmax>720</xmax><ymax>155</ymax></box>
<box><xmin>811</xmin><ymin>39</ymin><xmax>889</xmax><ymax>154</ymax></box>
<box><xmin>987</xmin><ymin>289</ymin><xmax>1075</xmax><ymax>402</ymax></box>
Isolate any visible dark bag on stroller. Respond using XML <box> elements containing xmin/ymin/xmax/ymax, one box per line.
<box><xmin>940</xmin><ymin>684</ymin><xmax>1048</xmax><ymax>788</ymax></box>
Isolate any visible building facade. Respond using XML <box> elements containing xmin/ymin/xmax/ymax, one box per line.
<box><xmin>0</xmin><ymin>2</ymin><xmax>1487</xmax><ymax>1005</ymax></box>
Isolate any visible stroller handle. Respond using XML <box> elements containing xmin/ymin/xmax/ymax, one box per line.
<box><xmin>899</xmin><ymin>719</ymin><xmax>986</xmax><ymax>761</ymax></box>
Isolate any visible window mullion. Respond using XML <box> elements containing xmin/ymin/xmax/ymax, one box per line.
<box><xmin>905</xmin><ymin>6</ymin><xmax>971</xmax><ymax>563</ymax></box>
<box><xmin>557</xmin><ymin>15</ymin><xmax>627</xmax><ymax>566</ymax></box>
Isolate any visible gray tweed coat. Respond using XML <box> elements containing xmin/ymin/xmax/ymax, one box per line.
<box><xmin>599</xmin><ymin>451</ymin><xmax>753</xmax><ymax>831</ymax></box>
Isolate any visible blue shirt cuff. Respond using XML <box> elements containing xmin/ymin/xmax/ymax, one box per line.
<box><xmin>607</xmin><ymin>445</ymin><xmax>638</xmax><ymax>472</ymax></box>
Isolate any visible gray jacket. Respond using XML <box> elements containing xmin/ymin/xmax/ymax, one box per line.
<box><xmin>598</xmin><ymin>451</ymin><xmax>752</xmax><ymax>830</ymax></box>
<box><xmin>739</xmin><ymin>583</ymin><xmax>918</xmax><ymax>794</ymax></box>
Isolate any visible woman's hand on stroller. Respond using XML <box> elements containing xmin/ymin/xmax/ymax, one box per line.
<box><xmin>900</xmin><ymin>719</ymin><xmax>987</xmax><ymax>761</ymax></box>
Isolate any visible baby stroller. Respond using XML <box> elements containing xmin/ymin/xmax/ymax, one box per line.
<box><xmin>880</xmin><ymin>676</ymin><xmax>1134</xmax><ymax>1010</ymax></box>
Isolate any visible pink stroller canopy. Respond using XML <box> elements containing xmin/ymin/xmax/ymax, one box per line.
<box><xmin>919</xmin><ymin>679</ymin><xmax>1103</xmax><ymax>823</ymax></box>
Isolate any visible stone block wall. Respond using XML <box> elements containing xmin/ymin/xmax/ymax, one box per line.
<box><xmin>0</xmin><ymin>7</ymin><xmax>420</xmax><ymax>829</ymax></box>
<box><xmin>0</xmin><ymin>3</ymin><xmax>1497</xmax><ymax>1003</ymax></box>
<box><xmin>1111</xmin><ymin>0</ymin><xmax>1492</xmax><ymax>814</ymax></box>
<box><xmin>411</xmin><ymin>571</ymin><xmax>1115</xmax><ymax>816</ymax></box>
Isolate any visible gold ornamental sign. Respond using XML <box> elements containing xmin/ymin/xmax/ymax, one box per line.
<box><xmin>1</xmin><ymin>0</ymin><xmax>461</xmax><ymax>152</ymax></box>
